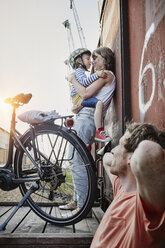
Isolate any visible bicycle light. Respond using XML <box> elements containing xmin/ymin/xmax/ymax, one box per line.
<box><xmin>65</xmin><ymin>118</ymin><xmax>74</xmax><ymax>128</ymax></box>
<box><xmin>87</xmin><ymin>144</ymin><xmax>91</xmax><ymax>151</ymax></box>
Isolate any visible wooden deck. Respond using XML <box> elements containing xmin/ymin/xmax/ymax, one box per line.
<box><xmin>0</xmin><ymin>205</ymin><xmax>104</xmax><ymax>247</ymax></box>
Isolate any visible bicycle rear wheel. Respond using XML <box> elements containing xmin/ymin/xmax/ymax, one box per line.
<box><xmin>14</xmin><ymin>123</ymin><xmax>97</xmax><ymax>226</ymax></box>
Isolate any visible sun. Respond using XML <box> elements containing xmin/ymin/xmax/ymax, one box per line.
<box><xmin>0</xmin><ymin>98</ymin><xmax>10</xmax><ymax>110</ymax></box>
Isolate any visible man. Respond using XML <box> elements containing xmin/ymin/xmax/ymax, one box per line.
<box><xmin>91</xmin><ymin>122</ymin><xmax>165</xmax><ymax>248</ymax></box>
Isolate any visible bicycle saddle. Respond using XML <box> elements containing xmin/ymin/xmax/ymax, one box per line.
<box><xmin>5</xmin><ymin>93</ymin><xmax>32</xmax><ymax>105</ymax></box>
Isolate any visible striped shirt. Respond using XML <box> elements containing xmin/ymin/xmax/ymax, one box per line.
<box><xmin>70</xmin><ymin>68</ymin><xmax>98</xmax><ymax>97</ymax></box>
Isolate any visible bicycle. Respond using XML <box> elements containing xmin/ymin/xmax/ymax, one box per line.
<box><xmin>0</xmin><ymin>93</ymin><xmax>97</xmax><ymax>230</ymax></box>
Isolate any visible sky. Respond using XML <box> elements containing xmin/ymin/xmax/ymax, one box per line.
<box><xmin>0</xmin><ymin>0</ymin><xmax>100</xmax><ymax>132</ymax></box>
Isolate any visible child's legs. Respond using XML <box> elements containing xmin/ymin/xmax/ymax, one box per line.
<box><xmin>94</xmin><ymin>101</ymin><xmax>104</xmax><ymax>129</ymax></box>
<box><xmin>81</xmin><ymin>97</ymin><xmax>98</xmax><ymax>108</ymax></box>
<box><xmin>81</xmin><ymin>97</ymin><xmax>104</xmax><ymax>129</ymax></box>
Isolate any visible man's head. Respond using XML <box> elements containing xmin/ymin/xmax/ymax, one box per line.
<box><xmin>92</xmin><ymin>47</ymin><xmax>115</xmax><ymax>72</ymax></box>
<box><xmin>124</xmin><ymin>122</ymin><xmax>165</xmax><ymax>152</ymax></box>
<box><xmin>109</xmin><ymin>122</ymin><xmax>165</xmax><ymax>176</ymax></box>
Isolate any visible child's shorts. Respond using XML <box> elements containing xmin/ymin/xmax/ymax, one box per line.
<box><xmin>72</xmin><ymin>94</ymin><xmax>83</xmax><ymax>105</ymax></box>
<box><xmin>81</xmin><ymin>97</ymin><xmax>99</xmax><ymax>108</ymax></box>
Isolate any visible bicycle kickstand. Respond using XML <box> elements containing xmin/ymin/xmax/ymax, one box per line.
<box><xmin>0</xmin><ymin>182</ymin><xmax>39</xmax><ymax>231</ymax></box>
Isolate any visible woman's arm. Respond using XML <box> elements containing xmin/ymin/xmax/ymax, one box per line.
<box><xmin>75</xmin><ymin>68</ymin><xmax>99</xmax><ymax>87</ymax></box>
<box><xmin>67</xmin><ymin>71</ymin><xmax>114</xmax><ymax>100</ymax></box>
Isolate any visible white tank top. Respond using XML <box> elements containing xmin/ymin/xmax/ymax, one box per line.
<box><xmin>94</xmin><ymin>71</ymin><xmax>116</xmax><ymax>116</ymax></box>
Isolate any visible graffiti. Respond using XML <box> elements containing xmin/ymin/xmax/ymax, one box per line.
<box><xmin>138</xmin><ymin>22</ymin><xmax>165</xmax><ymax>121</ymax></box>
<box><xmin>138</xmin><ymin>23</ymin><xmax>155</xmax><ymax>121</ymax></box>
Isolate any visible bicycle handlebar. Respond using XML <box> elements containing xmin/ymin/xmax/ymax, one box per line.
<box><xmin>4</xmin><ymin>93</ymin><xmax>32</xmax><ymax>105</ymax></box>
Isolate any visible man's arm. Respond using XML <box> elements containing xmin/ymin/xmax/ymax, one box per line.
<box><xmin>130</xmin><ymin>140</ymin><xmax>165</xmax><ymax>215</ymax></box>
<box><xmin>103</xmin><ymin>152</ymin><xmax>115</xmax><ymax>183</ymax></box>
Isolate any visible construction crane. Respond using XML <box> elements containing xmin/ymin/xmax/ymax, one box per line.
<box><xmin>63</xmin><ymin>0</ymin><xmax>87</xmax><ymax>68</ymax></box>
<box><xmin>69</xmin><ymin>0</ymin><xmax>87</xmax><ymax>48</ymax></box>
<box><xmin>62</xmin><ymin>19</ymin><xmax>75</xmax><ymax>54</ymax></box>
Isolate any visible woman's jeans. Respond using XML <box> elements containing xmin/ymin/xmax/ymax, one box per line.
<box><xmin>71</xmin><ymin>108</ymin><xmax>95</xmax><ymax>208</ymax></box>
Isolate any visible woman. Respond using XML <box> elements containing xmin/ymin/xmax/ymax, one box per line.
<box><xmin>60</xmin><ymin>47</ymin><xmax>116</xmax><ymax>216</ymax></box>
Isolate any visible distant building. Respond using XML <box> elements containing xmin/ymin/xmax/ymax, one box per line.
<box><xmin>0</xmin><ymin>127</ymin><xmax>9</xmax><ymax>165</ymax></box>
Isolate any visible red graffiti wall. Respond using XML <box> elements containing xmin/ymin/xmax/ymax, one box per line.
<box><xmin>128</xmin><ymin>0</ymin><xmax>165</xmax><ymax>130</ymax></box>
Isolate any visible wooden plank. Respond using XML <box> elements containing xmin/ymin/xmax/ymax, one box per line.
<box><xmin>14</xmin><ymin>207</ymin><xmax>48</xmax><ymax>233</ymax></box>
<box><xmin>0</xmin><ymin>245</ymin><xmax>91</xmax><ymax>248</ymax></box>
<box><xmin>0</xmin><ymin>206</ymin><xmax>16</xmax><ymax>232</ymax></box>
<box><xmin>0</xmin><ymin>233</ymin><xmax>93</xmax><ymax>247</ymax></box>
<box><xmin>92</xmin><ymin>207</ymin><xmax>104</xmax><ymax>223</ymax></box>
<box><xmin>44</xmin><ymin>206</ymin><xmax>74</xmax><ymax>233</ymax></box>
<box><xmin>74</xmin><ymin>218</ymin><xmax>91</xmax><ymax>234</ymax></box>
<box><xmin>45</xmin><ymin>222</ymin><xmax>74</xmax><ymax>233</ymax></box>
<box><xmin>0</xmin><ymin>206</ymin><xmax>14</xmax><ymax>217</ymax></box>
<box><xmin>0</xmin><ymin>206</ymin><xmax>103</xmax><ymax>247</ymax></box>
<box><xmin>3</xmin><ymin>206</ymin><xmax>31</xmax><ymax>233</ymax></box>
<box><xmin>85</xmin><ymin>207</ymin><xmax>104</xmax><ymax>234</ymax></box>
<box><xmin>75</xmin><ymin>207</ymin><xmax>104</xmax><ymax>234</ymax></box>
<box><xmin>86</xmin><ymin>212</ymin><xmax>100</xmax><ymax>234</ymax></box>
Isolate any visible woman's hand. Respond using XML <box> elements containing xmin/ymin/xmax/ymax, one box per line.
<box><xmin>96</xmin><ymin>70</ymin><xmax>107</xmax><ymax>78</ymax></box>
<box><xmin>71</xmin><ymin>105</ymin><xmax>83</xmax><ymax>114</ymax></box>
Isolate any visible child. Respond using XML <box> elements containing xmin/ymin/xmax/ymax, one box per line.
<box><xmin>67</xmin><ymin>48</ymin><xmax>111</xmax><ymax>142</ymax></box>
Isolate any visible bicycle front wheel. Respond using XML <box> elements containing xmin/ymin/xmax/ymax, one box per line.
<box><xmin>14</xmin><ymin>123</ymin><xmax>97</xmax><ymax>226</ymax></box>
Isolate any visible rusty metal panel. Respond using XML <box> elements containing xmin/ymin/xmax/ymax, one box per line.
<box><xmin>99</xmin><ymin>0</ymin><xmax>123</xmax><ymax>146</ymax></box>
<box><xmin>128</xmin><ymin>0</ymin><xmax>165</xmax><ymax>130</ymax></box>
<box><xmin>98</xmin><ymin>0</ymin><xmax>165</xmax><ymax>206</ymax></box>
<box><xmin>99</xmin><ymin>0</ymin><xmax>165</xmax><ymax>135</ymax></box>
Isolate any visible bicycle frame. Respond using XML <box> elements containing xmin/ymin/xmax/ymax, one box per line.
<box><xmin>2</xmin><ymin>103</ymin><xmax>76</xmax><ymax>184</ymax></box>
<box><xmin>4</xmin><ymin>104</ymin><xmax>17</xmax><ymax>169</ymax></box>
<box><xmin>1</xmin><ymin>104</ymin><xmax>39</xmax><ymax>183</ymax></box>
